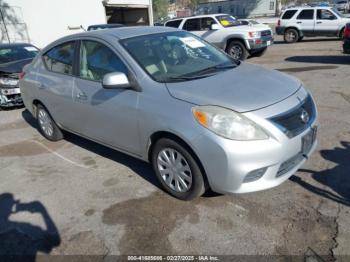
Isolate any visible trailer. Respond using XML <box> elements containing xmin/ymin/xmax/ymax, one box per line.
<box><xmin>0</xmin><ymin>0</ymin><xmax>154</xmax><ymax>48</ymax></box>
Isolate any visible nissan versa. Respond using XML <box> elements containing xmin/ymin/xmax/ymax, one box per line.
<box><xmin>20</xmin><ymin>27</ymin><xmax>318</xmax><ymax>200</ymax></box>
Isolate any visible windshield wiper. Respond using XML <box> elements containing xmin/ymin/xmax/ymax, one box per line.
<box><xmin>167</xmin><ymin>74</ymin><xmax>215</xmax><ymax>82</ymax></box>
<box><xmin>183</xmin><ymin>63</ymin><xmax>237</xmax><ymax>78</ymax></box>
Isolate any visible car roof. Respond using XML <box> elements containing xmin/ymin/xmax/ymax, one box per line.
<box><xmin>0</xmin><ymin>43</ymin><xmax>35</xmax><ymax>48</ymax></box>
<box><xmin>51</xmin><ymin>26</ymin><xmax>180</xmax><ymax>46</ymax></box>
<box><xmin>166</xmin><ymin>13</ymin><xmax>231</xmax><ymax>21</ymax></box>
<box><xmin>284</xmin><ymin>6</ymin><xmax>332</xmax><ymax>10</ymax></box>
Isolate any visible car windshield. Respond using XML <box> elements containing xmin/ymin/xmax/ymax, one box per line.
<box><xmin>216</xmin><ymin>15</ymin><xmax>241</xmax><ymax>27</ymax></box>
<box><xmin>121</xmin><ymin>31</ymin><xmax>238</xmax><ymax>83</ymax></box>
<box><xmin>0</xmin><ymin>45</ymin><xmax>39</xmax><ymax>64</ymax></box>
<box><xmin>331</xmin><ymin>7</ymin><xmax>345</xmax><ymax>17</ymax></box>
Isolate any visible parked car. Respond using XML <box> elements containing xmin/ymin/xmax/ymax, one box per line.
<box><xmin>87</xmin><ymin>24</ymin><xmax>124</xmax><ymax>31</ymax></box>
<box><xmin>335</xmin><ymin>0</ymin><xmax>348</xmax><ymax>12</ymax></box>
<box><xmin>165</xmin><ymin>14</ymin><xmax>274</xmax><ymax>60</ymax></box>
<box><xmin>343</xmin><ymin>22</ymin><xmax>350</xmax><ymax>52</ymax></box>
<box><xmin>239</xmin><ymin>19</ymin><xmax>272</xmax><ymax>30</ymax></box>
<box><xmin>0</xmin><ymin>43</ymin><xmax>39</xmax><ymax>109</ymax></box>
<box><xmin>20</xmin><ymin>27</ymin><xmax>317</xmax><ymax>200</ymax></box>
<box><xmin>276</xmin><ymin>6</ymin><xmax>350</xmax><ymax>43</ymax></box>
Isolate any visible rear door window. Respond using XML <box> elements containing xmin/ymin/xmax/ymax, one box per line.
<box><xmin>282</xmin><ymin>10</ymin><xmax>298</xmax><ymax>19</ymax></box>
<box><xmin>43</xmin><ymin>41</ymin><xmax>75</xmax><ymax>75</ymax></box>
<box><xmin>183</xmin><ymin>18</ymin><xmax>201</xmax><ymax>31</ymax></box>
<box><xmin>297</xmin><ymin>9</ymin><xmax>314</xmax><ymax>20</ymax></box>
<box><xmin>165</xmin><ymin>19</ymin><xmax>183</xmax><ymax>28</ymax></box>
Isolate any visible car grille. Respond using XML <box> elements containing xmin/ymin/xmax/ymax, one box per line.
<box><xmin>261</xmin><ymin>30</ymin><xmax>272</xmax><ymax>37</ymax></box>
<box><xmin>269</xmin><ymin>95</ymin><xmax>316</xmax><ymax>138</ymax></box>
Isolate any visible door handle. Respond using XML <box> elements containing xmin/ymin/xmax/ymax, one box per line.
<box><xmin>76</xmin><ymin>92</ymin><xmax>88</xmax><ymax>100</ymax></box>
<box><xmin>316</xmin><ymin>21</ymin><xmax>322</xmax><ymax>24</ymax></box>
<box><xmin>296</xmin><ymin>21</ymin><xmax>302</xmax><ymax>24</ymax></box>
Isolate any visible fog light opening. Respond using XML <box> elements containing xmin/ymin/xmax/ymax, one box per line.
<box><xmin>243</xmin><ymin>167</ymin><xmax>267</xmax><ymax>183</ymax></box>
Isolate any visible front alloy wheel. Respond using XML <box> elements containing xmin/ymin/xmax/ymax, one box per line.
<box><xmin>226</xmin><ymin>41</ymin><xmax>248</xmax><ymax>60</ymax></box>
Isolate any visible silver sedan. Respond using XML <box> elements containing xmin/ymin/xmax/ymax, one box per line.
<box><xmin>20</xmin><ymin>26</ymin><xmax>318</xmax><ymax>200</ymax></box>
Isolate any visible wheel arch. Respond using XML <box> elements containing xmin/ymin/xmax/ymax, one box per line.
<box><xmin>32</xmin><ymin>99</ymin><xmax>44</xmax><ymax>118</ymax></box>
<box><xmin>339</xmin><ymin>26</ymin><xmax>346</xmax><ymax>38</ymax></box>
<box><xmin>147</xmin><ymin>131</ymin><xmax>210</xmax><ymax>189</ymax></box>
<box><xmin>225</xmin><ymin>37</ymin><xmax>247</xmax><ymax>52</ymax></box>
<box><xmin>283</xmin><ymin>26</ymin><xmax>304</xmax><ymax>37</ymax></box>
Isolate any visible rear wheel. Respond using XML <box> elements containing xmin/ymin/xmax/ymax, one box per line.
<box><xmin>284</xmin><ymin>28</ymin><xmax>299</xmax><ymax>43</ymax></box>
<box><xmin>36</xmin><ymin>104</ymin><xmax>63</xmax><ymax>141</ymax></box>
<box><xmin>226</xmin><ymin>40</ymin><xmax>248</xmax><ymax>60</ymax></box>
<box><xmin>151</xmin><ymin>138</ymin><xmax>206</xmax><ymax>200</ymax></box>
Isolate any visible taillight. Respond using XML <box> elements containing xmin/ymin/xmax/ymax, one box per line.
<box><xmin>277</xmin><ymin>19</ymin><xmax>281</xmax><ymax>26</ymax></box>
<box><xmin>19</xmin><ymin>72</ymin><xmax>25</xmax><ymax>79</ymax></box>
<box><xmin>344</xmin><ymin>26</ymin><xmax>350</xmax><ymax>38</ymax></box>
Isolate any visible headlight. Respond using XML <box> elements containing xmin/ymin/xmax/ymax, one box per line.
<box><xmin>192</xmin><ymin>106</ymin><xmax>269</xmax><ymax>141</ymax></box>
<box><xmin>248</xmin><ymin>31</ymin><xmax>260</xmax><ymax>38</ymax></box>
<box><xmin>0</xmin><ymin>77</ymin><xmax>19</xmax><ymax>86</ymax></box>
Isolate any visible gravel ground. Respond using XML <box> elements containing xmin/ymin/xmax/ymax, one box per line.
<box><xmin>0</xmin><ymin>35</ymin><xmax>349</xmax><ymax>261</ymax></box>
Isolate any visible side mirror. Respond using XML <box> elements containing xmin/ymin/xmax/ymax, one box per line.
<box><xmin>102</xmin><ymin>72</ymin><xmax>130</xmax><ymax>89</ymax></box>
<box><xmin>210</xmin><ymin>24</ymin><xmax>220</xmax><ymax>30</ymax></box>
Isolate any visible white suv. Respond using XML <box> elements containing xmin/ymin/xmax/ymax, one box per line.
<box><xmin>276</xmin><ymin>6</ymin><xmax>350</xmax><ymax>43</ymax></box>
<box><xmin>165</xmin><ymin>14</ymin><xmax>273</xmax><ymax>60</ymax></box>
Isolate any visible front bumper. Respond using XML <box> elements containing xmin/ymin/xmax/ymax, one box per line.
<box><xmin>0</xmin><ymin>87</ymin><xmax>23</xmax><ymax>108</ymax></box>
<box><xmin>248</xmin><ymin>35</ymin><xmax>274</xmax><ymax>51</ymax></box>
<box><xmin>190</xmin><ymin>89</ymin><xmax>318</xmax><ymax>194</ymax></box>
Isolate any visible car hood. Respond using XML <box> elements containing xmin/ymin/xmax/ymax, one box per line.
<box><xmin>0</xmin><ymin>58</ymin><xmax>33</xmax><ymax>74</ymax></box>
<box><xmin>224</xmin><ymin>25</ymin><xmax>269</xmax><ymax>32</ymax></box>
<box><xmin>165</xmin><ymin>63</ymin><xmax>301</xmax><ymax>113</ymax></box>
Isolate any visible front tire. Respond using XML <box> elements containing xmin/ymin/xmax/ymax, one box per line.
<box><xmin>284</xmin><ymin>28</ymin><xmax>299</xmax><ymax>43</ymax></box>
<box><xmin>36</xmin><ymin>104</ymin><xmax>63</xmax><ymax>141</ymax></box>
<box><xmin>151</xmin><ymin>138</ymin><xmax>206</xmax><ymax>200</ymax></box>
<box><xmin>226</xmin><ymin>40</ymin><xmax>248</xmax><ymax>60</ymax></box>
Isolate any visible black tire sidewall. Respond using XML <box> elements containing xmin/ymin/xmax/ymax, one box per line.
<box><xmin>151</xmin><ymin>138</ymin><xmax>205</xmax><ymax>201</ymax></box>
<box><xmin>36</xmin><ymin>104</ymin><xmax>63</xmax><ymax>141</ymax></box>
<box><xmin>284</xmin><ymin>29</ymin><xmax>299</xmax><ymax>43</ymax></box>
<box><xmin>227</xmin><ymin>41</ymin><xmax>248</xmax><ymax>60</ymax></box>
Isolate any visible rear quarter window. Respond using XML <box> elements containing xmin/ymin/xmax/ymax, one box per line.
<box><xmin>165</xmin><ymin>20</ymin><xmax>183</xmax><ymax>28</ymax></box>
<box><xmin>282</xmin><ymin>10</ymin><xmax>298</xmax><ymax>19</ymax></box>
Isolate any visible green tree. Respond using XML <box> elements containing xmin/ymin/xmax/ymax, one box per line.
<box><xmin>153</xmin><ymin>0</ymin><xmax>169</xmax><ymax>20</ymax></box>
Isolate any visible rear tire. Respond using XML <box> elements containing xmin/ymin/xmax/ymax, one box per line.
<box><xmin>226</xmin><ymin>40</ymin><xmax>248</xmax><ymax>60</ymax></box>
<box><xmin>284</xmin><ymin>28</ymin><xmax>299</xmax><ymax>43</ymax></box>
<box><xmin>36</xmin><ymin>104</ymin><xmax>63</xmax><ymax>141</ymax></box>
<box><xmin>151</xmin><ymin>138</ymin><xmax>206</xmax><ymax>201</ymax></box>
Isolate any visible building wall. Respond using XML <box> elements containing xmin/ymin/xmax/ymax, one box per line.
<box><xmin>0</xmin><ymin>0</ymin><xmax>152</xmax><ymax>48</ymax></box>
<box><xmin>196</xmin><ymin>0</ymin><xmax>277</xmax><ymax>18</ymax></box>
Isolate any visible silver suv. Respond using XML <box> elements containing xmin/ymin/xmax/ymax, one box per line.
<box><xmin>165</xmin><ymin>14</ymin><xmax>273</xmax><ymax>60</ymax></box>
<box><xmin>20</xmin><ymin>27</ymin><xmax>317</xmax><ymax>200</ymax></box>
<box><xmin>276</xmin><ymin>6</ymin><xmax>350</xmax><ymax>43</ymax></box>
